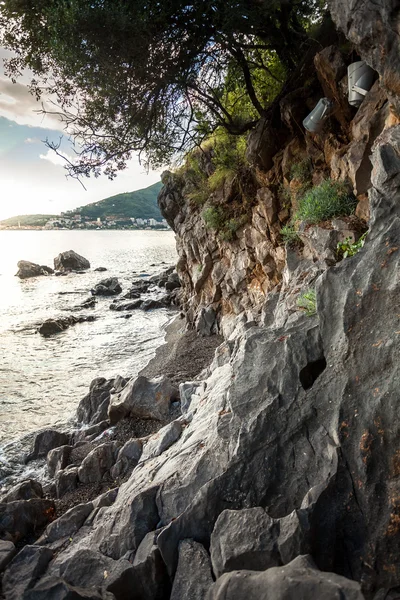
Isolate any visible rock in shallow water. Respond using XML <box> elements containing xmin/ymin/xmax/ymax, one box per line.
<box><xmin>91</xmin><ymin>277</ymin><xmax>122</xmax><ymax>296</ymax></box>
<box><xmin>37</xmin><ymin>315</ymin><xmax>97</xmax><ymax>336</ymax></box>
<box><xmin>54</xmin><ymin>250</ymin><xmax>90</xmax><ymax>272</ymax></box>
<box><xmin>16</xmin><ymin>261</ymin><xmax>54</xmax><ymax>279</ymax></box>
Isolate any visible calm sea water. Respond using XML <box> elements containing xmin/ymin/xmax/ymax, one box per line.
<box><xmin>0</xmin><ymin>230</ymin><xmax>177</xmax><ymax>451</ymax></box>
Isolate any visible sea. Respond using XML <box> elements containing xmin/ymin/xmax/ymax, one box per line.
<box><xmin>0</xmin><ymin>229</ymin><xmax>177</xmax><ymax>485</ymax></box>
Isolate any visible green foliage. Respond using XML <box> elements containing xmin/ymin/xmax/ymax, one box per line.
<box><xmin>202</xmin><ymin>207</ymin><xmax>247</xmax><ymax>241</ymax></box>
<box><xmin>297</xmin><ymin>180</ymin><xmax>356</xmax><ymax>224</ymax></box>
<box><xmin>280</xmin><ymin>224</ymin><xmax>301</xmax><ymax>246</ymax></box>
<box><xmin>290</xmin><ymin>158</ymin><xmax>312</xmax><ymax>183</ymax></box>
<box><xmin>337</xmin><ymin>232</ymin><xmax>367</xmax><ymax>259</ymax></box>
<box><xmin>297</xmin><ymin>289</ymin><xmax>317</xmax><ymax>316</ymax></box>
<box><xmin>0</xmin><ymin>214</ymin><xmax>57</xmax><ymax>227</ymax></box>
<box><xmin>77</xmin><ymin>182</ymin><xmax>163</xmax><ymax>220</ymax></box>
<box><xmin>202</xmin><ymin>206</ymin><xmax>226</xmax><ymax>231</ymax></box>
<box><xmin>0</xmin><ymin>0</ymin><xmax>327</xmax><ymax>178</ymax></box>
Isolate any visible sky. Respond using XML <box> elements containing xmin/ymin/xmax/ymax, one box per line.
<box><xmin>0</xmin><ymin>48</ymin><xmax>161</xmax><ymax>220</ymax></box>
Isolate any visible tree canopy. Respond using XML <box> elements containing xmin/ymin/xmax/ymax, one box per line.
<box><xmin>0</xmin><ymin>0</ymin><xmax>326</xmax><ymax>179</ymax></box>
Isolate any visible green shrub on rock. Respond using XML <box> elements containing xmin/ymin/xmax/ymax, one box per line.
<box><xmin>297</xmin><ymin>180</ymin><xmax>356</xmax><ymax>224</ymax></box>
<box><xmin>280</xmin><ymin>224</ymin><xmax>301</xmax><ymax>246</ymax></box>
<box><xmin>297</xmin><ymin>289</ymin><xmax>317</xmax><ymax>316</ymax></box>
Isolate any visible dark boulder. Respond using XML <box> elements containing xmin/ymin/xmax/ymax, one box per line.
<box><xmin>130</xmin><ymin>531</ymin><xmax>171</xmax><ymax>600</ymax></box>
<box><xmin>54</xmin><ymin>250</ymin><xmax>90</xmax><ymax>272</ymax></box>
<box><xmin>207</xmin><ymin>555</ymin><xmax>364</xmax><ymax>600</ymax></box>
<box><xmin>210</xmin><ymin>508</ymin><xmax>281</xmax><ymax>577</ymax></box>
<box><xmin>47</xmin><ymin>445</ymin><xmax>72</xmax><ymax>478</ymax></box>
<box><xmin>16</xmin><ymin>261</ymin><xmax>54</xmax><ymax>279</ymax></box>
<box><xmin>37</xmin><ymin>502</ymin><xmax>93</xmax><ymax>545</ymax></box>
<box><xmin>26</xmin><ymin>429</ymin><xmax>70</xmax><ymax>462</ymax></box>
<box><xmin>0</xmin><ymin>540</ymin><xmax>16</xmax><ymax>572</ymax></box>
<box><xmin>2</xmin><ymin>545</ymin><xmax>53</xmax><ymax>600</ymax></box>
<box><xmin>0</xmin><ymin>499</ymin><xmax>55</xmax><ymax>543</ymax></box>
<box><xmin>23</xmin><ymin>578</ymin><xmax>109</xmax><ymax>599</ymax></box>
<box><xmin>91</xmin><ymin>277</ymin><xmax>122</xmax><ymax>296</ymax></box>
<box><xmin>94</xmin><ymin>267</ymin><xmax>107</xmax><ymax>272</ymax></box>
<box><xmin>108</xmin><ymin>375</ymin><xmax>178</xmax><ymax>424</ymax></box>
<box><xmin>141</xmin><ymin>299</ymin><xmax>165</xmax><ymax>311</ymax></box>
<box><xmin>1</xmin><ymin>479</ymin><xmax>43</xmax><ymax>503</ymax></box>
<box><xmin>170</xmin><ymin>539</ymin><xmax>213</xmax><ymax>600</ymax></box>
<box><xmin>76</xmin><ymin>377</ymin><xmax>115</xmax><ymax>425</ymax></box>
<box><xmin>55</xmin><ymin>467</ymin><xmax>79</xmax><ymax>499</ymax></box>
<box><xmin>37</xmin><ymin>315</ymin><xmax>96</xmax><ymax>337</ymax></box>
<box><xmin>59</xmin><ymin>548</ymin><xmax>134</xmax><ymax>600</ymax></box>
<box><xmin>109</xmin><ymin>299</ymin><xmax>142</xmax><ymax>311</ymax></box>
<box><xmin>77</xmin><ymin>442</ymin><xmax>119</xmax><ymax>484</ymax></box>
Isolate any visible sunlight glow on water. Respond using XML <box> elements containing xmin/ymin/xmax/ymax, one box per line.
<box><xmin>0</xmin><ymin>230</ymin><xmax>177</xmax><ymax>444</ymax></box>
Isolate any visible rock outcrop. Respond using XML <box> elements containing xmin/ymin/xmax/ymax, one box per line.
<box><xmin>54</xmin><ymin>250</ymin><xmax>90</xmax><ymax>272</ymax></box>
<box><xmin>16</xmin><ymin>261</ymin><xmax>54</xmax><ymax>279</ymax></box>
<box><xmin>37</xmin><ymin>315</ymin><xmax>97</xmax><ymax>336</ymax></box>
<box><xmin>3</xmin><ymin>4</ymin><xmax>400</xmax><ymax>600</ymax></box>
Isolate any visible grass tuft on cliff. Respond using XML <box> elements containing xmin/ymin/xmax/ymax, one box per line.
<box><xmin>297</xmin><ymin>179</ymin><xmax>356</xmax><ymax>224</ymax></box>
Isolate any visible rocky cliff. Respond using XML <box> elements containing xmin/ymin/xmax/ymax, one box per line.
<box><xmin>1</xmin><ymin>1</ymin><xmax>400</xmax><ymax>599</ymax></box>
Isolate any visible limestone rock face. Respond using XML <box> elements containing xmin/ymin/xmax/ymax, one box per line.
<box><xmin>54</xmin><ymin>250</ymin><xmax>90</xmax><ymax>272</ymax></box>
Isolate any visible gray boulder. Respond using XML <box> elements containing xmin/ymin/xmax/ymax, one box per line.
<box><xmin>110</xmin><ymin>299</ymin><xmax>142</xmax><ymax>311</ymax></box>
<box><xmin>37</xmin><ymin>314</ymin><xmax>96</xmax><ymax>337</ymax></box>
<box><xmin>141</xmin><ymin>299</ymin><xmax>165</xmax><ymax>310</ymax></box>
<box><xmin>78</xmin><ymin>442</ymin><xmax>119</xmax><ymax>483</ymax></box>
<box><xmin>38</xmin><ymin>502</ymin><xmax>93</xmax><ymax>545</ymax></box>
<box><xmin>55</xmin><ymin>467</ymin><xmax>79</xmax><ymax>499</ymax></box>
<box><xmin>108</xmin><ymin>375</ymin><xmax>178</xmax><ymax>424</ymax></box>
<box><xmin>207</xmin><ymin>555</ymin><xmax>364</xmax><ymax>600</ymax></box>
<box><xmin>2</xmin><ymin>545</ymin><xmax>53</xmax><ymax>600</ymax></box>
<box><xmin>0</xmin><ymin>540</ymin><xmax>16</xmax><ymax>571</ymax></box>
<box><xmin>76</xmin><ymin>377</ymin><xmax>115</xmax><ymax>425</ymax></box>
<box><xmin>59</xmin><ymin>548</ymin><xmax>133</xmax><ymax>599</ymax></box>
<box><xmin>140</xmin><ymin>421</ymin><xmax>182</xmax><ymax>462</ymax></box>
<box><xmin>47</xmin><ymin>445</ymin><xmax>72</xmax><ymax>478</ymax></box>
<box><xmin>24</xmin><ymin>578</ymin><xmax>110</xmax><ymax>599</ymax></box>
<box><xmin>210</xmin><ymin>508</ymin><xmax>280</xmax><ymax>578</ymax></box>
<box><xmin>131</xmin><ymin>531</ymin><xmax>171</xmax><ymax>599</ymax></box>
<box><xmin>92</xmin><ymin>277</ymin><xmax>122</xmax><ymax>296</ymax></box>
<box><xmin>0</xmin><ymin>499</ymin><xmax>55</xmax><ymax>543</ymax></box>
<box><xmin>54</xmin><ymin>250</ymin><xmax>90</xmax><ymax>272</ymax></box>
<box><xmin>16</xmin><ymin>261</ymin><xmax>54</xmax><ymax>279</ymax></box>
<box><xmin>110</xmin><ymin>439</ymin><xmax>142</xmax><ymax>480</ymax></box>
<box><xmin>171</xmin><ymin>539</ymin><xmax>213</xmax><ymax>600</ymax></box>
<box><xmin>1</xmin><ymin>479</ymin><xmax>43</xmax><ymax>503</ymax></box>
<box><xmin>195</xmin><ymin>306</ymin><xmax>218</xmax><ymax>336</ymax></box>
<box><xmin>26</xmin><ymin>429</ymin><xmax>70</xmax><ymax>462</ymax></box>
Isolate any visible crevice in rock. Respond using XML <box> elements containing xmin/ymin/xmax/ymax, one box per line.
<box><xmin>299</xmin><ymin>358</ymin><xmax>327</xmax><ymax>390</ymax></box>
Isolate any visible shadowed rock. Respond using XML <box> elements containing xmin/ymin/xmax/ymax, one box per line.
<box><xmin>54</xmin><ymin>250</ymin><xmax>90</xmax><ymax>272</ymax></box>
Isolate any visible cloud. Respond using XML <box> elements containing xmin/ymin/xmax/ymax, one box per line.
<box><xmin>0</xmin><ymin>76</ymin><xmax>64</xmax><ymax>131</ymax></box>
<box><xmin>39</xmin><ymin>148</ymin><xmax>75</xmax><ymax>167</ymax></box>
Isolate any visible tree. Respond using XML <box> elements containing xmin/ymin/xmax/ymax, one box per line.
<box><xmin>0</xmin><ymin>0</ymin><xmax>326</xmax><ymax>179</ymax></box>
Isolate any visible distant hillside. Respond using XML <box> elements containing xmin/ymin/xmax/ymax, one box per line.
<box><xmin>0</xmin><ymin>214</ymin><xmax>57</xmax><ymax>227</ymax></box>
<box><xmin>75</xmin><ymin>181</ymin><xmax>163</xmax><ymax>220</ymax></box>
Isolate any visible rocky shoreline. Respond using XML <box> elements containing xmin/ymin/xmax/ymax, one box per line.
<box><xmin>1</xmin><ymin>1</ymin><xmax>400</xmax><ymax>598</ymax></box>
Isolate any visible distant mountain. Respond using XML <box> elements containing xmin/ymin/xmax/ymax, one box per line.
<box><xmin>0</xmin><ymin>181</ymin><xmax>164</xmax><ymax>228</ymax></box>
<box><xmin>75</xmin><ymin>181</ymin><xmax>163</xmax><ymax>220</ymax></box>
<box><xmin>0</xmin><ymin>214</ymin><xmax>58</xmax><ymax>227</ymax></box>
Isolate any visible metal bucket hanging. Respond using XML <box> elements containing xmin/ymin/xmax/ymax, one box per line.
<box><xmin>303</xmin><ymin>98</ymin><xmax>332</xmax><ymax>133</ymax></box>
<box><xmin>348</xmin><ymin>61</ymin><xmax>375</xmax><ymax>107</ymax></box>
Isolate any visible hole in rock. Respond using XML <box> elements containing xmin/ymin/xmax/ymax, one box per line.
<box><xmin>299</xmin><ymin>357</ymin><xmax>327</xmax><ymax>390</ymax></box>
